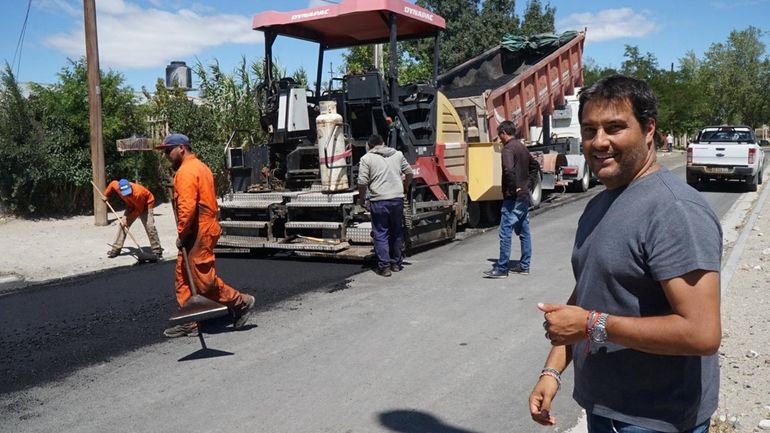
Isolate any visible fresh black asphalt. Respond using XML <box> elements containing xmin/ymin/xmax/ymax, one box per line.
<box><xmin>0</xmin><ymin>255</ymin><xmax>365</xmax><ymax>394</ymax></box>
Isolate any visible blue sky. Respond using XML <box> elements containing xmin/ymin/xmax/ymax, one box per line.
<box><xmin>2</xmin><ymin>0</ymin><xmax>769</xmax><ymax>90</ymax></box>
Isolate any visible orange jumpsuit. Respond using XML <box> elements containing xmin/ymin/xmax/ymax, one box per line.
<box><xmin>173</xmin><ymin>154</ymin><xmax>249</xmax><ymax>309</ymax></box>
<box><xmin>104</xmin><ymin>180</ymin><xmax>162</xmax><ymax>254</ymax></box>
<box><xmin>105</xmin><ymin>180</ymin><xmax>154</xmax><ymax>220</ymax></box>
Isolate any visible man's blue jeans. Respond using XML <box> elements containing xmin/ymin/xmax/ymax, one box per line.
<box><xmin>370</xmin><ymin>198</ymin><xmax>404</xmax><ymax>270</ymax></box>
<box><xmin>587</xmin><ymin>413</ymin><xmax>709</xmax><ymax>433</ymax></box>
<box><xmin>495</xmin><ymin>198</ymin><xmax>531</xmax><ymax>272</ymax></box>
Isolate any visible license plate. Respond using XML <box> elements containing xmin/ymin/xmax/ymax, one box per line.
<box><xmin>706</xmin><ymin>167</ymin><xmax>730</xmax><ymax>174</ymax></box>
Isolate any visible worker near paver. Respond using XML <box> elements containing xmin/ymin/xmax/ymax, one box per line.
<box><xmin>103</xmin><ymin>179</ymin><xmax>163</xmax><ymax>259</ymax></box>
<box><xmin>156</xmin><ymin>133</ymin><xmax>255</xmax><ymax>337</ymax></box>
<box><xmin>666</xmin><ymin>132</ymin><xmax>674</xmax><ymax>152</ymax></box>
<box><xmin>483</xmin><ymin>120</ymin><xmax>533</xmax><ymax>278</ymax></box>
<box><xmin>357</xmin><ymin>134</ymin><xmax>413</xmax><ymax>277</ymax></box>
<box><xmin>529</xmin><ymin>75</ymin><xmax>722</xmax><ymax>433</ymax></box>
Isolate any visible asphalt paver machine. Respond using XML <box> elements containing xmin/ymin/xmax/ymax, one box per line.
<box><xmin>218</xmin><ymin>0</ymin><xmax>467</xmax><ymax>259</ymax></box>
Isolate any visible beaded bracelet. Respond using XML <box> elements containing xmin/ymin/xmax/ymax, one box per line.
<box><xmin>540</xmin><ymin>367</ymin><xmax>561</xmax><ymax>390</ymax></box>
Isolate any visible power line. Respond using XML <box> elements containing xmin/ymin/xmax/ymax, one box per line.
<box><xmin>12</xmin><ymin>0</ymin><xmax>32</xmax><ymax>78</ymax></box>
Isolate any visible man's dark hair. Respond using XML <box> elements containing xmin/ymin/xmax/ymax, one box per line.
<box><xmin>497</xmin><ymin>120</ymin><xmax>519</xmax><ymax>138</ymax></box>
<box><xmin>578</xmin><ymin>74</ymin><xmax>658</xmax><ymax>129</ymax></box>
<box><xmin>368</xmin><ymin>134</ymin><xmax>384</xmax><ymax>147</ymax></box>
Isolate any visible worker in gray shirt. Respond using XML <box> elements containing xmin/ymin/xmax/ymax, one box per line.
<box><xmin>357</xmin><ymin>134</ymin><xmax>413</xmax><ymax>277</ymax></box>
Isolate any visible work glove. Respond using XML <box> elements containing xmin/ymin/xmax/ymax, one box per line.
<box><xmin>176</xmin><ymin>235</ymin><xmax>193</xmax><ymax>251</ymax></box>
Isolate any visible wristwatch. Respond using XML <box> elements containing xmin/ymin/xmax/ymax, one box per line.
<box><xmin>591</xmin><ymin>313</ymin><xmax>609</xmax><ymax>344</ymax></box>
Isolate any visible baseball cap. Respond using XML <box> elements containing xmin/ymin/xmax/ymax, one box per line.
<box><xmin>118</xmin><ymin>179</ymin><xmax>132</xmax><ymax>196</ymax></box>
<box><xmin>156</xmin><ymin>133</ymin><xmax>190</xmax><ymax>150</ymax></box>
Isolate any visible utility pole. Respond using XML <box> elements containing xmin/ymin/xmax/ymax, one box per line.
<box><xmin>84</xmin><ymin>0</ymin><xmax>107</xmax><ymax>225</ymax></box>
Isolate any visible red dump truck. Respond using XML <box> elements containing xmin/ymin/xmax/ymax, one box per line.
<box><xmin>216</xmin><ymin>0</ymin><xmax>588</xmax><ymax>258</ymax></box>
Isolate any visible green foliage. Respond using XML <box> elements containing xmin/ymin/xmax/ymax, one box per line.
<box><xmin>519</xmin><ymin>0</ymin><xmax>556</xmax><ymax>36</ymax></box>
<box><xmin>144</xmin><ymin>57</ymin><xmax>268</xmax><ymax>194</ymax></box>
<box><xmin>0</xmin><ymin>59</ymin><xmax>147</xmax><ymax>216</ymax></box>
<box><xmin>0</xmin><ymin>63</ymin><xmax>43</xmax><ymax>214</ymax></box>
<box><xmin>699</xmin><ymin>26</ymin><xmax>770</xmax><ymax>126</ymax></box>
<box><xmin>340</xmin><ymin>0</ymin><xmax>556</xmax><ymax>84</ymax></box>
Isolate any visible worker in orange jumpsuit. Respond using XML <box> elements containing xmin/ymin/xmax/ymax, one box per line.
<box><xmin>103</xmin><ymin>179</ymin><xmax>163</xmax><ymax>259</ymax></box>
<box><xmin>156</xmin><ymin>133</ymin><xmax>256</xmax><ymax>338</ymax></box>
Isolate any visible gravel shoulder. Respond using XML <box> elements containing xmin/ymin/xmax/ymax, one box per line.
<box><xmin>716</xmin><ymin>182</ymin><xmax>770</xmax><ymax>432</ymax></box>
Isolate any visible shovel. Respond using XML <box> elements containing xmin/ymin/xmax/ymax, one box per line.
<box><xmin>91</xmin><ymin>181</ymin><xmax>158</xmax><ymax>262</ymax></box>
<box><xmin>167</xmin><ymin>246</ymin><xmax>229</xmax><ymax>326</ymax></box>
<box><xmin>172</xmin><ymin>245</ymin><xmax>232</xmax><ymax>361</ymax></box>
<box><xmin>168</xmin><ymin>196</ymin><xmax>229</xmax><ymax>327</ymax></box>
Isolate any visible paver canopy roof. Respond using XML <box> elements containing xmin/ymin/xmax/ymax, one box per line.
<box><xmin>252</xmin><ymin>0</ymin><xmax>445</xmax><ymax>49</ymax></box>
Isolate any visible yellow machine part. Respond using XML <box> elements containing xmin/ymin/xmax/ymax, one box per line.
<box><xmin>435</xmin><ymin>92</ymin><xmax>464</xmax><ymax>144</ymax></box>
<box><xmin>467</xmin><ymin>141</ymin><xmax>503</xmax><ymax>202</ymax></box>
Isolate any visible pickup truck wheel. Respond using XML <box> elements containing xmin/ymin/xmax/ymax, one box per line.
<box><xmin>686</xmin><ymin>170</ymin><xmax>699</xmax><ymax>187</ymax></box>
<box><xmin>747</xmin><ymin>174</ymin><xmax>759</xmax><ymax>192</ymax></box>
<box><xmin>759</xmin><ymin>165</ymin><xmax>764</xmax><ymax>185</ymax></box>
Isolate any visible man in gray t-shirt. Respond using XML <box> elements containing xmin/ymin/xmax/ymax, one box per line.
<box><xmin>528</xmin><ymin>75</ymin><xmax>722</xmax><ymax>433</ymax></box>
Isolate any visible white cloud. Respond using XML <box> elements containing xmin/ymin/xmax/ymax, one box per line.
<box><xmin>42</xmin><ymin>0</ymin><xmax>263</xmax><ymax>70</ymax></box>
<box><xmin>35</xmin><ymin>0</ymin><xmax>80</xmax><ymax>17</ymax></box>
<box><xmin>557</xmin><ymin>8</ymin><xmax>657</xmax><ymax>42</ymax></box>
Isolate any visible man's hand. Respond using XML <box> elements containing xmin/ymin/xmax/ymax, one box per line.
<box><xmin>529</xmin><ymin>376</ymin><xmax>558</xmax><ymax>425</ymax></box>
<box><xmin>176</xmin><ymin>235</ymin><xmax>193</xmax><ymax>251</ymax></box>
<box><xmin>539</xmin><ymin>302</ymin><xmax>588</xmax><ymax>346</ymax></box>
<box><xmin>101</xmin><ymin>196</ymin><xmax>108</xmax><ymax>203</ymax></box>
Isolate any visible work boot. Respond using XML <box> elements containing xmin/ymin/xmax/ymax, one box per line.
<box><xmin>374</xmin><ymin>267</ymin><xmax>392</xmax><ymax>277</ymax></box>
<box><xmin>107</xmin><ymin>249</ymin><xmax>121</xmax><ymax>258</ymax></box>
<box><xmin>391</xmin><ymin>264</ymin><xmax>404</xmax><ymax>272</ymax></box>
<box><xmin>152</xmin><ymin>249</ymin><xmax>163</xmax><ymax>260</ymax></box>
<box><xmin>163</xmin><ymin>322</ymin><xmax>199</xmax><ymax>338</ymax></box>
<box><xmin>509</xmin><ymin>265</ymin><xmax>530</xmax><ymax>275</ymax></box>
<box><xmin>483</xmin><ymin>268</ymin><xmax>508</xmax><ymax>279</ymax></box>
<box><xmin>233</xmin><ymin>294</ymin><xmax>256</xmax><ymax>329</ymax></box>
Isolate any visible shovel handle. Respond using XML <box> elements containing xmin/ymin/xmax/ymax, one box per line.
<box><xmin>170</xmin><ymin>195</ymin><xmax>200</xmax><ymax>297</ymax></box>
<box><xmin>180</xmin><ymin>247</ymin><xmax>199</xmax><ymax>297</ymax></box>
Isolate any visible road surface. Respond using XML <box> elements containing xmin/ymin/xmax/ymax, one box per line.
<box><xmin>0</xmin><ymin>152</ymin><xmax>758</xmax><ymax>433</ymax></box>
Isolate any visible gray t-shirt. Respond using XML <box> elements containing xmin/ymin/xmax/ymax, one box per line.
<box><xmin>357</xmin><ymin>145</ymin><xmax>413</xmax><ymax>201</ymax></box>
<box><xmin>571</xmin><ymin>167</ymin><xmax>722</xmax><ymax>432</ymax></box>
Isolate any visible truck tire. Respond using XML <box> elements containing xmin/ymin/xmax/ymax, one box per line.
<box><xmin>685</xmin><ymin>169</ymin><xmax>699</xmax><ymax>188</ymax></box>
<box><xmin>747</xmin><ymin>174</ymin><xmax>758</xmax><ymax>192</ymax></box>
<box><xmin>482</xmin><ymin>201</ymin><xmax>500</xmax><ymax>225</ymax></box>
<box><xmin>569</xmin><ymin>163</ymin><xmax>591</xmax><ymax>193</ymax></box>
<box><xmin>467</xmin><ymin>201</ymin><xmax>482</xmax><ymax>228</ymax></box>
<box><xmin>759</xmin><ymin>165</ymin><xmax>764</xmax><ymax>185</ymax></box>
<box><xmin>529</xmin><ymin>171</ymin><xmax>542</xmax><ymax>208</ymax></box>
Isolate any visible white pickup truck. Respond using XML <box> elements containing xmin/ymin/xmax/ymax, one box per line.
<box><xmin>686</xmin><ymin>125</ymin><xmax>765</xmax><ymax>191</ymax></box>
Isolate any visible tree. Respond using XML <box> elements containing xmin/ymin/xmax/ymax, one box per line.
<box><xmin>519</xmin><ymin>0</ymin><xmax>556</xmax><ymax>36</ymax></box>
<box><xmin>620</xmin><ymin>45</ymin><xmax>660</xmax><ymax>82</ymax></box>
<box><xmin>0</xmin><ymin>59</ymin><xmax>146</xmax><ymax>215</ymax></box>
<box><xmin>0</xmin><ymin>63</ymin><xmax>43</xmax><ymax>214</ymax></box>
<box><xmin>341</xmin><ymin>0</ymin><xmax>557</xmax><ymax>83</ymax></box>
<box><xmin>582</xmin><ymin>57</ymin><xmax>618</xmax><ymax>87</ymax></box>
<box><xmin>700</xmin><ymin>27</ymin><xmax>770</xmax><ymax>126</ymax></box>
